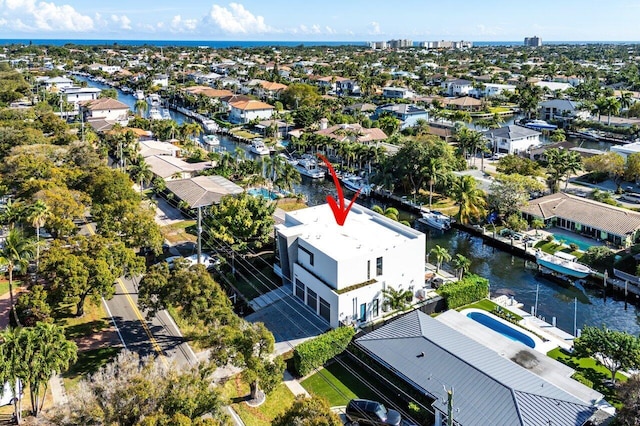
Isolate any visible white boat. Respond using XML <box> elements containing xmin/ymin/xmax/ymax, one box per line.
<box><xmin>203</xmin><ymin>134</ymin><xmax>220</xmax><ymax>146</ymax></box>
<box><xmin>161</xmin><ymin>108</ymin><xmax>172</xmax><ymax>120</ymax></box>
<box><xmin>201</xmin><ymin>119</ymin><xmax>219</xmax><ymax>132</ymax></box>
<box><xmin>535</xmin><ymin>250</ymin><xmax>592</xmax><ymax>279</ymax></box>
<box><xmin>147</xmin><ymin>93</ymin><xmax>162</xmax><ymax>107</ymax></box>
<box><xmin>340</xmin><ymin>174</ymin><xmax>372</xmax><ymax>196</ymax></box>
<box><xmin>577</xmin><ymin>130</ymin><xmax>600</xmax><ymax>141</ymax></box>
<box><xmin>134</xmin><ymin>89</ymin><xmax>145</xmax><ymax>100</ymax></box>
<box><xmin>148</xmin><ymin>107</ymin><xmax>163</xmax><ymax>120</ymax></box>
<box><xmin>295</xmin><ymin>158</ymin><xmax>325</xmax><ymax>179</ymax></box>
<box><xmin>249</xmin><ymin>139</ymin><xmax>270</xmax><ymax>155</ymax></box>
<box><xmin>418</xmin><ymin>210</ymin><xmax>452</xmax><ymax>231</ymax></box>
<box><xmin>523</xmin><ymin>119</ymin><xmax>557</xmax><ymax>131</ymax></box>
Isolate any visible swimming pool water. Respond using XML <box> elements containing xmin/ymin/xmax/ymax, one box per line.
<box><xmin>467</xmin><ymin>311</ymin><xmax>536</xmax><ymax>348</ymax></box>
<box><xmin>247</xmin><ymin>188</ymin><xmax>280</xmax><ymax>200</ymax></box>
<box><xmin>552</xmin><ymin>233</ymin><xmax>592</xmax><ymax>251</ymax></box>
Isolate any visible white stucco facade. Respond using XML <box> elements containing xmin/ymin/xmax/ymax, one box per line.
<box><xmin>275</xmin><ymin>204</ymin><xmax>426</xmax><ymax>329</ymax></box>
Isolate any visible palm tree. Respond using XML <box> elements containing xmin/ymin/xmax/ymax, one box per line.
<box><xmin>562</xmin><ymin>151</ymin><xmax>583</xmax><ymax>190</ymax></box>
<box><xmin>452</xmin><ymin>254</ymin><xmax>471</xmax><ymax>279</ymax></box>
<box><xmin>451</xmin><ymin>175</ymin><xmax>487</xmax><ymax>225</ymax></box>
<box><xmin>381</xmin><ymin>285</ymin><xmax>413</xmax><ymax>312</ymax></box>
<box><xmin>425</xmin><ymin>157</ymin><xmax>447</xmax><ymax>209</ymax></box>
<box><xmin>0</xmin><ymin>228</ymin><xmax>35</xmax><ymax>327</ymax></box>
<box><xmin>128</xmin><ymin>155</ymin><xmax>154</xmax><ymax>192</ymax></box>
<box><xmin>27</xmin><ymin>200</ymin><xmax>49</xmax><ymax>276</ymax></box>
<box><xmin>134</xmin><ymin>99</ymin><xmax>148</xmax><ymax>117</ymax></box>
<box><xmin>531</xmin><ymin>218</ymin><xmax>545</xmax><ymax>236</ymax></box>
<box><xmin>619</xmin><ymin>91</ymin><xmax>633</xmax><ymax>117</ymax></box>
<box><xmin>430</xmin><ymin>245</ymin><xmax>451</xmax><ymax>272</ymax></box>
<box><xmin>371</xmin><ymin>205</ymin><xmax>400</xmax><ymax>221</ymax></box>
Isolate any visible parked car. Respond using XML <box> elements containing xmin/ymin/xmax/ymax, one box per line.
<box><xmin>184</xmin><ymin>253</ymin><xmax>220</xmax><ymax>269</ymax></box>
<box><xmin>345</xmin><ymin>399</ymin><xmax>401</xmax><ymax>426</ymax></box>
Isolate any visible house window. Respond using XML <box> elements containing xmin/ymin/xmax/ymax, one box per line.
<box><xmin>299</xmin><ymin>245</ymin><xmax>314</xmax><ymax>266</ymax></box>
<box><xmin>367</xmin><ymin>260</ymin><xmax>371</xmax><ymax>280</ymax></box>
<box><xmin>376</xmin><ymin>257</ymin><xmax>383</xmax><ymax>276</ymax></box>
<box><xmin>359</xmin><ymin>303</ymin><xmax>366</xmax><ymax>322</ymax></box>
<box><xmin>295</xmin><ymin>278</ymin><xmax>305</xmax><ymax>300</ymax></box>
<box><xmin>319</xmin><ymin>297</ymin><xmax>330</xmax><ymax>322</ymax></box>
<box><xmin>307</xmin><ymin>288</ymin><xmax>317</xmax><ymax>311</ymax></box>
<box><xmin>352</xmin><ymin>298</ymin><xmax>357</xmax><ymax>320</ymax></box>
<box><xmin>372</xmin><ymin>299</ymin><xmax>379</xmax><ymax>317</ymax></box>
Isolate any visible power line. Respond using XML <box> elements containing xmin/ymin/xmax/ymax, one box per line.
<box><xmin>156</xmin><ymin>192</ymin><xmax>436</xmax><ymax>422</ymax></box>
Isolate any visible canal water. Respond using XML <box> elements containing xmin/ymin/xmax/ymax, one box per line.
<box><xmin>78</xmin><ymin>76</ymin><xmax>640</xmax><ymax>336</ymax></box>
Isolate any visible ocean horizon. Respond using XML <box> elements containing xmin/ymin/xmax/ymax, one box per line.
<box><xmin>1</xmin><ymin>39</ymin><xmax>640</xmax><ymax>48</ymax></box>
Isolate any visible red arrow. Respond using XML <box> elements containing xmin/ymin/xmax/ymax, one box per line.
<box><xmin>317</xmin><ymin>154</ymin><xmax>361</xmax><ymax>226</ymax></box>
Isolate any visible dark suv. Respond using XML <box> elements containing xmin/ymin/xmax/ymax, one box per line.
<box><xmin>345</xmin><ymin>399</ymin><xmax>401</xmax><ymax>425</ymax></box>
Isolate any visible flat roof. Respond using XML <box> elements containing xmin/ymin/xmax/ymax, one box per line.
<box><xmin>278</xmin><ymin>204</ymin><xmax>423</xmax><ymax>262</ymax></box>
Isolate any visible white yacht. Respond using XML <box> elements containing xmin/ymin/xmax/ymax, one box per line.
<box><xmin>134</xmin><ymin>89</ymin><xmax>145</xmax><ymax>100</ymax></box>
<box><xmin>249</xmin><ymin>139</ymin><xmax>270</xmax><ymax>155</ymax></box>
<box><xmin>148</xmin><ymin>107</ymin><xmax>163</xmax><ymax>120</ymax></box>
<box><xmin>295</xmin><ymin>157</ymin><xmax>325</xmax><ymax>179</ymax></box>
<box><xmin>146</xmin><ymin>93</ymin><xmax>162</xmax><ymax>107</ymax></box>
<box><xmin>340</xmin><ymin>174</ymin><xmax>372</xmax><ymax>196</ymax></box>
<box><xmin>418</xmin><ymin>210</ymin><xmax>452</xmax><ymax>231</ymax></box>
<box><xmin>203</xmin><ymin>134</ymin><xmax>220</xmax><ymax>146</ymax></box>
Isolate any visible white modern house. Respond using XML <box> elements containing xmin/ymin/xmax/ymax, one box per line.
<box><xmin>228</xmin><ymin>99</ymin><xmax>274</xmax><ymax>124</ymax></box>
<box><xmin>61</xmin><ymin>87</ymin><xmax>101</xmax><ymax>108</ymax></box>
<box><xmin>611</xmin><ymin>141</ymin><xmax>640</xmax><ymax>161</ymax></box>
<box><xmin>382</xmin><ymin>87</ymin><xmax>415</xmax><ymax>99</ymax></box>
<box><xmin>472</xmin><ymin>82</ymin><xmax>516</xmax><ymax>98</ymax></box>
<box><xmin>275</xmin><ymin>204</ymin><xmax>426</xmax><ymax>329</ymax></box>
<box><xmin>483</xmin><ymin>125</ymin><xmax>542</xmax><ymax>155</ymax></box>
<box><xmin>441</xmin><ymin>78</ymin><xmax>473</xmax><ymax>96</ymax></box>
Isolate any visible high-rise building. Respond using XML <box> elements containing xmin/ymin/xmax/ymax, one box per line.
<box><xmin>418</xmin><ymin>40</ymin><xmax>472</xmax><ymax>49</ymax></box>
<box><xmin>524</xmin><ymin>36</ymin><xmax>542</xmax><ymax>47</ymax></box>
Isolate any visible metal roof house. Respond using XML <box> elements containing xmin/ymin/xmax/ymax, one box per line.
<box><xmin>521</xmin><ymin>192</ymin><xmax>640</xmax><ymax>248</ymax></box>
<box><xmin>483</xmin><ymin>125</ymin><xmax>541</xmax><ymax>155</ymax></box>
<box><xmin>355</xmin><ymin>310</ymin><xmax>601</xmax><ymax>426</ymax></box>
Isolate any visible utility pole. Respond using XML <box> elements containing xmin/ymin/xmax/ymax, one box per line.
<box><xmin>197</xmin><ymin>206</ymin><xmax>202</xmax><ymax>264</ymax></box>
<box><xmin>446</xmin><ymin>386</ymin><xmax>454</xmax><ymax>426</ymax></box>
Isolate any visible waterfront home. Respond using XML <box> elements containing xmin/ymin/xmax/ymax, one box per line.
<box><xmin>538</xmin><ymin>99</ymin><xmax>587</xmax><ymax>121</ymax></box>
<box><xmin>315</xmin><ymin>122</ymin><xmax>387</xmax><ymax>145</ymax></box>
<box><xmin>534</xmin><ymin>81</ymin><xmax>572</xmax><ymax>93</ymax></box>
<box><xmin>375</xmin><ymin>104</ymin><xmax>429</xmax><ymax>129</ymax></box>
<box><xmin>145</xmin><ymin>155</ymin><xmax>212</xmax><ymax>181</ymax></box>
<box><xmin>471</xmin><ymin>82</ymin><xmax>516</xmax><ymax>98</ymax></box>
<box><xmin>164</xmin><ymin>175</ymin><xmax>243</xmax><ymax>208</ymax></box>
<box><xmin>228</xmin><ymin>99</ymin><xmax>274</xmax><ymax>124</ymax></box>
<box><xmin>382</xmin><ymin>86</ymin><xmax>415</xmax><ymax>99</ymax></box>
<box><xmin>355</xmin><ymin>310</ymin><xmax>607</xmax><ymax>426</ymax></box>
<box><xmin>80</xmin><ymin>98</ymin><xmax>129</xmax><ymax>125</ymax></box>
<box><xmin>138</xmin><ymin>139</ymin><xmax>179</xmax><ymax>158</ymax></box>
<box><xmin>184</xmin><ymin>86</ymin><xmax>234</xmax><ymax>100</ymax></box>
<box><xmin>151</xmin><ymin>74</ymin><xmax>169</xmax><ymax>88</ymax></box>
<box><xmin>611</xmin><ymin>140</ymin><xmax>640</xmax><ymax>161</ymax></box>
<box><xmin>440</xmin><ymin>78</ymin><xmax>473</xmax><ymax>97</ymax></box>
<box><xmin>483</xmin><ymin>125</ymin><xmax>541</xmax><ymax>155</ymax></box>
<box><xmin>41</xmin><ymin>76</ymin><xmax>74</xmax><ymax>92</ymax></box>
<box><xmin>61</xmin><ymin>86</ymin><xmax>101</xmax><ymax>108</ymax></box>
<box><xmin>443</xmin><ymin>96</ymin><xmax>483</xmax><ymax>112</ymax></box>
<box><xmin>520</xmin><ymin>192</ymin><xmax>640</xmax><ymax>248</ymax></box>
<box><xmin>275</xmin><ymin>204</ymin><xmax>425</xmax><ymax>328</ymax></box>
<box><xmin>255</xmin><ymin>80</ymin><xmax>288</xmax><ymax>99</ymax></box>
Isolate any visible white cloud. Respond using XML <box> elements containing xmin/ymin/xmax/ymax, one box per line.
<box><xmin>170</xmin><ymin>15</ymin><xmax>198</xmax><ymax>33</ymax></box>
<box><xmin>325</xmin><ymin>26</ymin><xmax>335</xmax><ymax>34</ymax></box>
<box><xmin>1</xmin><ymin>0</ymin><xmax>94</xmax><ymax>32</ymax></box>
<box><xmin>369</xmin><ymin>21</ymin><xmax>381</xmax><ymax>35</ymax></box>
<box><xmin>111</xmin><ymin>14</ymin><xmax>132</xmax><ymax>30</ymax></box>
<box><xmin>207</xmin><ymin>2</ymin><xmax>271</xmax><ymax>34</ymax></box>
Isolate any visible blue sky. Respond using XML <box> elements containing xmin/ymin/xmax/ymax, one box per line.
<box><xmin>0</xmin><ymin>0</ymin><xmax>638</xmax><ymax>41</ymax></box>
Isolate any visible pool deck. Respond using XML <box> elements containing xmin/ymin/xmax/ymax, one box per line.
<box><xmin>436</xmin><ymin>308</ymin><xmax>603</xmax><ymax>405</ymax></box>
<box><xmin>493</xmin><ymin>295</ymin><xmax>575</xmax><ymax>352</ymax></box>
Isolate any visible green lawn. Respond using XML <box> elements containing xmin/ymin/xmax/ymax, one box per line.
<box><xmin>0</xmin><ymin>280</ymin><xmax>9</xmax><ymax>296</ymax></box>
<box><xmin>301</xmin><ymin>363</ymin><xmax>360</xmax><ymax>407</ymax></box>
<box><xmin>221</xmin><ymin>377</ymin><xmax>294</xmax><ymax>426</ymax></box>
<box><xmin>62</xmin><ymin>347</ymin><xmax>121</xmax><ymax>389</ymax></box>
<box><xmin>547</xmin><ymin>347</ymin><xmax>626</xmax><ymax>406</ymax></box>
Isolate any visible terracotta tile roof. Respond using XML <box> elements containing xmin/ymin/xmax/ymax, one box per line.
<box><xmin>184</xmin><ymin>86</ymin><xmax>233</xmax><ymax>98</ymax></box>
<box><xmin>259</xmin><ymin>81</ymin><xmax>288</xmax><ymax>91</ymax></box>
<box><xmin>444</xmin><ymin>96</ymin><xmax>482</xmax><ymax>106</ymax></box>
<box><xmin>315</xmin><ymin>123</ymin><xmax>387</xmax><ymax>143</ymax></box>
<box><xmin>229</xmin><ymin>100</ymin><xmax>274</xmax><ymax>111</ymax></box>
<box><xmin>521</xmin><ymin>192</ymin><xmax>640</xmax><ymax>237</ymax></box>
<box><xmin>81</xmin><ymin>97</ymin><xmax>129</xmax><ymax>111</ymax></box>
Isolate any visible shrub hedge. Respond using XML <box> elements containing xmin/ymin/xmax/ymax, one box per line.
<box><xmin>293</xmin><ymin>326</ymin><xmax>356</xmax><ymax>377</ymax></box>
<box><xmin>437</xmin><ymin>274</ymin><xmax>489</xmax><ymax>310</ymax></box>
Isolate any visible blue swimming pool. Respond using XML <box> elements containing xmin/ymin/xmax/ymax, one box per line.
<box><xmin>247</xmin><ymin>188</ymin><xmax>280</xmax><ymax>200</ymax></box>
<box><xmin>466</xmin><ymin>311</ymin><xmax>536</xmax><ymax>348</ymax></box>
<box><xmin>552</xmin><ymin>233</ymin><xmax>592</xmax><ymax>251</ymax></box>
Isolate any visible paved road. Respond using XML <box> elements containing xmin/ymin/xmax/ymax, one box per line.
<box><xmin>104</xmin><ymin>275</ymin><xmax>197</xmax><ymax>366</ymax></box>
<box><xmin>80</xmin><ymin>220</ymin><xmax>197</xmax><ymax>366</ymax></box>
